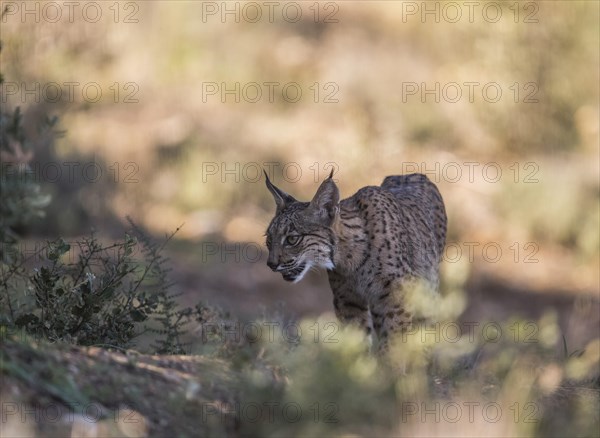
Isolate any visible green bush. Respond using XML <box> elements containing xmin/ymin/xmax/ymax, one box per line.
<box><xmin>0</xmin><ymin>220</ymin><xmax>208</xmax><ymax>353</ymax></box>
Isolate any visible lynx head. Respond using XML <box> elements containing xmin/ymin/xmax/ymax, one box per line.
<box><xmin>264</xmin><ymin>169</ymin><xmax>339</xmax><ymax>283</ymax></box>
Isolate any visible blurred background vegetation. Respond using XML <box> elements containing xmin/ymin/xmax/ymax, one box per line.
<box><xmin>1</xmin><ymin>1</ymin><xmax>599</xmax><ymax>436</ymax></box>
<box><xmin>1</xmin><ymin>0</ymin><xmax>597</xmax><ymax>326</ymax></box>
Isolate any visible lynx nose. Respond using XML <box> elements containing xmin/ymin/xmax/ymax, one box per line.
<box><xmin>267</xmin><ymin>259</ymin><xmax>278</xmax><ymax>271</ymax></box>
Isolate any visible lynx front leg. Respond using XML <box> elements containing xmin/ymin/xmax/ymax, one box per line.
<box><xmin>333</xmin><ymin>295</ymin><xmax>374</xmax><ymax>347</ymax></box>
<box><xmin>328</xmin><ymin>273</ymin><xmax>373</xmax><ymax>348</ymax></box>
<box><xmin>372</xmin><ymin>279</ymin><xmax>439</xmax><ymax>375</ymax></box>
<box><xmin>370</xmin><ymin>286</ymin><xmax>413</xmax><ymax>359</ymax></box>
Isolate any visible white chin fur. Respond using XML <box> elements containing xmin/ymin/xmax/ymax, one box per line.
<box><xmin>292</xmin><ymin>261</ymin><xmax>313</xmax><ymax>283</ymax></box>
<box><xmin>321</xmin><ymin>259</ymin><xmax>335</xmax><ymax>270</ymax></box>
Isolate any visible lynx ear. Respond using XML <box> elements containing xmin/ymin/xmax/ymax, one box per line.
<box><xmin>307</xmin><ymin>172</ymin><xmax>339</xmax><ymax>225</ymax></box>
<box><xmin>264</xmin><ymin>170</ymin><xmax>297</xmax><ymax>213</ymax></box>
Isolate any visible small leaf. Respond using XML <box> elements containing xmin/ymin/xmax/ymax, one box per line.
<box><xmin>131</xmin><ymin>309</ymin><xmax>147</xmax><ymax>322</ymax></box>
<box><xmin>15</xmin><ymin>313</ymin><xmax>40</xmax><ymax>327</ymax></box>
<box><xmin>47</xmin><ymin>238</ymin><xmax>70</xmax><ymax>261</ymax></box>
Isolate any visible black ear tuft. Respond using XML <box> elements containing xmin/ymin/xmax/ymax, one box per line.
<box><xmin>307</xmin><ymin>176</ymin><xmax>339</xmax><ymax>226</ymax></box>
<box><xmin>264</xmin><ymin>170</ymin><xmax>297</xmax><ymax>213</ymax></box>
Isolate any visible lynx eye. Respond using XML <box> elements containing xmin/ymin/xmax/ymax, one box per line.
<box><xmin>285</xmin><ymin>235</ymin><xmax>301</xmax><ymax>246</ymax></box>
